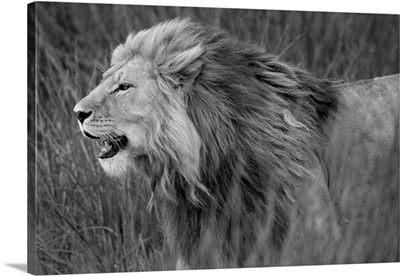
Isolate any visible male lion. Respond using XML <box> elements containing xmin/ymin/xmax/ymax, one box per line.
<box><xmin>74</xmin><ymin>18</ymin><xmax>399</xmax><ymax>268</ymax></box>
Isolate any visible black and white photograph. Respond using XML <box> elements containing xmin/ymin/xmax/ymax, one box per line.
<box><xmin>12</xmin><ymin>0</ymin><xmax>400</xmax><ymax>275</ymax></box>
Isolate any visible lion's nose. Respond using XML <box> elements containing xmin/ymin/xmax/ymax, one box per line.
<box><xmin>76</xmin><ymin>110</ymin><xmax>92</xmax><ymax>123</ymax></box>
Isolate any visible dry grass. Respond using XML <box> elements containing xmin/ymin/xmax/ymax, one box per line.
<box><xmin>27</xmin><ymin>2</ymin><xmax>399</xmax><ymax>274</ymax></box>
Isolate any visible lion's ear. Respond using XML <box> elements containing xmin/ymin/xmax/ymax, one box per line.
<box><xmin>179</xmin><ymin>59</ymin><xmax>203</xmax><ymax>87</ymax></box>
<box><xmin>160</xmin><ymin>45</ymin><xmax>204</xmax><ymax>87</ymax></box>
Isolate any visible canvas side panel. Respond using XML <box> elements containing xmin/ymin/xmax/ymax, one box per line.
<box><xmin>28</xmin><ymin>2</ymin><xmax>38</xmax><ymax>275</ymax></box>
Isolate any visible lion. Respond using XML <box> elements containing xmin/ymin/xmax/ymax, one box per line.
<box><xmin>74</xmin><ymin>18</ymin><xmax>399</xmax><ymax>268</ymax></box>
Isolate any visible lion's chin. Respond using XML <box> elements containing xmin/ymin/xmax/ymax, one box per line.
<box><xmin>99</xmin><ymin>149</ymin><xmax>130</xmax><ymax>178</ymax></box>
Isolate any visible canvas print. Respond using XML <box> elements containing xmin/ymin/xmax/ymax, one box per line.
<box><xmin>27</xmin><ymin>2</ymin><xmax>399</xmax><ymax>275</ymax></box>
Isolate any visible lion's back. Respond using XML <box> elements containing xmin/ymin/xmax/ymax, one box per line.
<box><xmin>338</xmin><ymin>74</ymin><xmax>399</xmax><ymax>120</ymax></box>
<box><xmin>322</xmin><ymin>74</ymin><xmax>399</xmax><ymax>219</ymax></box>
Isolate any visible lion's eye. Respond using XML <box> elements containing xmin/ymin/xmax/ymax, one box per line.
<box><xmin>119</xmin><ymin>84</ymin><xmax>131</xmax><ymax>91</ymax></box>
<box><xmin>112</xmin><ymin>83</ymin><xmax>133</xmax><ymax>94</ymax></box>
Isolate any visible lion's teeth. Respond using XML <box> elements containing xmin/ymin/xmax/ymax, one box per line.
<box><xmin>95</xmin><ymin>139</ymin><xmax>113</xmax><ymax>152</ymax></box>
<box><xmin>102</xmin><ymin>140</ymin><xmax>112</xmax><ymax>150</ymax></box>
<box><xmin>96</xmin><ymin>135</ymin><xmax>127</xmax><ymax>159</ymax></box>
<box><xmin>95</xmin><ymin>139</ymin><xmax>103</xmax><ymax>149</ymax></box>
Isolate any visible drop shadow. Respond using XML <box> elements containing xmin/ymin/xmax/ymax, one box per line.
<box><xmin>5</xmin><ymin>263</ymin><xmax>27</xmax><ymax>272</ymax></box>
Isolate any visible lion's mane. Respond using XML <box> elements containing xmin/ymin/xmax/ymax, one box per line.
<box><xmin>111</xmin><ymin>18</ymin><xmax>338</xmax><ymax>267</ymax></box>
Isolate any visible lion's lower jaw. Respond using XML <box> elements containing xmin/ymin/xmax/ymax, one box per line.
<box><xmin>99</xmin><ymin>149</ymin><xmax>131</xmax><ymax>177</ymax></box>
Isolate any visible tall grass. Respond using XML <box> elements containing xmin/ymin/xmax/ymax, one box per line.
<box><xmin>28</xmin><ymin>2</ymin><xmax>399</xmax><ymax>274</ymax></box>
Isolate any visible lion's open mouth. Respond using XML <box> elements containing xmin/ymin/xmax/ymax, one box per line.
<box><xmin>96</xmin><ymin>135</ymin><xmax>128</xmax><ymax>159</ymax></box>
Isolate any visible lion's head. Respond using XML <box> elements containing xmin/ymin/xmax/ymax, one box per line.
<box><xmin>74</xmin><ymin>19</ymin><xmax>210</xmax><ymax>203</ymax></box>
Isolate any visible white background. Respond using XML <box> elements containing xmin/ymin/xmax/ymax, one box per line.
<box><xmin>0</xmin><ymin>0</ymin><xmax>399</xmax><ymax>275</ymax></box>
